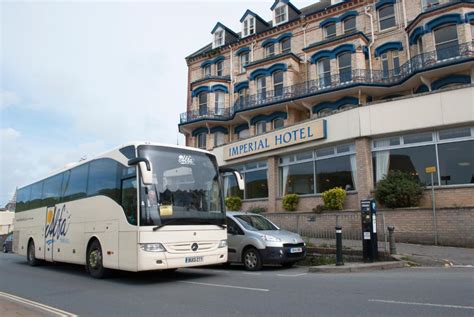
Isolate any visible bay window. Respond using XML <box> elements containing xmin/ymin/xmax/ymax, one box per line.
<box><xmin>338</xmin><ymin>52</ymin><xmax>352</xmax><ymax>82</ymax></box>
<box><xmin>198</xmin><ymin>92</ymin><xmax>208</xmax><ymax>115</ymax></box>
<box><xmin>273</xmin><ymin>71</ymin><xmax>284</xmax><ymax>97</ymax></box>
<box><xmin>434</xmin><ymin>24</ymin><xmax>459</xmax><ymax>60</ymax></box>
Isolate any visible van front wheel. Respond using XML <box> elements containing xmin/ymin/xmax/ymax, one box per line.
<box><xmin>243</xmin><ymin>247</ymin><xmax>262</xmax><ymax>271</ymax></box>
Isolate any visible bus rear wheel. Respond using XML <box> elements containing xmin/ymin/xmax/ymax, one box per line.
<box><xmin>87</xmin><ymin>240</ymin><xmax>108</xmax><ymax>278</ymax></box>
<box><xmin>27</xmin><ymin>240</ymin><xmax>39</xmax><ymax>266</ymax></box>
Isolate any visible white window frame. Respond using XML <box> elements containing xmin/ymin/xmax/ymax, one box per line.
<box><xmin>281</xmin><ymin>38</ymin><xmax>291</xmax><ymax>54</ymax></box>
<box><xmin>213</xmin><ymin>29</ymin><xmax>224</xmax><ymax>48</ymax></box>
<box><xmin>325</xmin><ymin>23</ymin><xmax>337</xmax><ymax>39</ymax></box>
<box><xmin>343</xmin><ymin>16</ymin><xmax>356</xmax><ymax>34</ymax></box>
<box><xmin>378</xmin><ymin>4</ymin><xmax>396</xmax><ymax>31</ymax></box>
<box><xmin>266</xmin><ymin>43</ymin><xmax>275</xmax><ymax>58</ymax></box>
<box><xmin>274</xmin><ymin>4</ymin><xmax>288</xmax><ymax>26</ymax></box>
<box><xmin>240</xmin><ymin>52</ymin><xmax>250</xmax><ymax>73</ymax></box>
<box><xmin>216</xmin><ymin>61</ymin><xmax>224</xmax><ymax>76</ymax></box>
<box><xmin>243</xmin><ymin>16</ymin><xmax>255</xmax><ymax>37</ymax></box>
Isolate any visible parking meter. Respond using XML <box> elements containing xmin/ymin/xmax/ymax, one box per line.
<box><xmin>361</xmin><ymin>199</ymin><xmax>378</xmax><ymax>262</ymax></box>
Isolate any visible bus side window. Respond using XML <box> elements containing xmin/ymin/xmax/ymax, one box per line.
<box><xmin>30</xmin><ymin>181</ymin><xmax>44</xmax><ymax>209</ymax></box>
<box><xmin>63</xmin><ymin>164</ymin><xmax>89</xmax><ymax>202</ymax></box>
<box><xmin>42</xmin><ymin>173</ymin><xmax>64</xmax><ymax>206</ymax></box>
<box><xmin>88</xmin><ymin>159</ymin><xmax>120</xmax><ymax>204</ymax></box>
<box><xmin>121</xmin><ymin>178</ymin><xmax>137</xmax><ymax>225</ymax></box>
<box><xmin>16</xmin><ymin>186</ymin><xmax>32</xmax><ymax>212</ymax></box>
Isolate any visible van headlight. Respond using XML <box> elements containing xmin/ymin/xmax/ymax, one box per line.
<box><xmin>140</xmin><ymin>243</ymin><xmax>166</xmax><ymax>252</ymax></box>
<box><xmin>260</xmin><ymin>235</ymin><xmax>281</xmax><ymax>242</ymax></box>
<box><xmin>218</xmin><ymin>240</ymin><xmax>227</xmax><ymax>248</ymax></box>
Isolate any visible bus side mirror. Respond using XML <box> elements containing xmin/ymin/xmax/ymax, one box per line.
<box><xmin>128</xmin><ymin>157</ymin><xmax>153</xmax><ymax>185</ymax></box>
<box><xmin>219</xmin><ymin>167</ymin><xmax>245</xmax><ymax>191</ymax></box>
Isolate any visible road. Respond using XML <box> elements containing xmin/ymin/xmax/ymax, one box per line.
<box><xmin>0</xmin><ymin>253</ymin><xmax>473</xmax><ymax>317</ymax></box>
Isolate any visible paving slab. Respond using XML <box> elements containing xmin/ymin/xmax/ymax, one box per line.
<box><xmin>308</xmin><ymin>261</ymin><xmax>407</xmax><ymax>273</ymax></box>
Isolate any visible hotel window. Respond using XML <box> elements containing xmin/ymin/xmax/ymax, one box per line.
<box><xmin>238</xmin><ymin>88</ymin><xmax>249</xmax><ymax>107</ymax></box>
<box><xmin>343</xmin><ymin>17</ymin><xmax>356</xmax><ymax>34</ymax></box>
<box><xmin>281</xmin><ymin>38</ymin><xmax>291</xmax><ymax>54</ymax></box>
<box><xmin>214</xmin><ymin>132</ymin><xmax>225</xmax><ymax>147</ymax></box>
<box><xmin>273</xmin><ymin>71</ymin><xmax>284</xmax><ymax>97</ymax></box>
<box><xmin>325</xmin><ymin>23</ymin><xmax>336</xmax><ymax>39</ymax></box>
<box><xmin>203</xmin><ymin>65</ymin><xmax>211</xmax><ymax>77</ymax></box>
<box><xmin>256</xmin><ymin>76</ymin><xmax>266</xmax><ymax>101</ymax></box>
<box><xmin>243</xmin><ymin>17</ymin><xmax>255</xmax><ymax>37</ymax></box>
<box><xmin>279</xmin><ymin>145</ymin><xmax>356</xmax><ymax>196</ymax></box>
<box><xmin>214</xmin><ymin>30</ymin><xmax>224</xmax><ymax>47</ymax></box>
<box><xmin>272</xmin><ymin>117</ymin><xmax>284</xmax><ymax>130</ymax></box>
<box><xmin>240</xmin><ymin>52</ymin><xmax>250</xmax><ymax>73</ymax></box>
<box><xmin>256</xmin><ymin>121</ymin><xmax>266</xmax><ymax>135</ymax></box>
<box><xmin>318</xmin><ymin>58</ymin><xmax>331</xmax><ymax>87</ymax></box>
<box><xmin>338</xmin><ymin>52</ymin><xmax>352</xmax><ymax>82</ymax></box>
<box><xmin>372</xmin><ymin>128</ymin><xmax>474</xmax><ymax>186</ymax></box>
<box><xmin>434</xmin><ymin>24</ymin><xmax>459</xmax><ymax>60</ymax></box>
<box><xmin>197</xmin><ymin>133</ymin><xmax>207</xmax><ymax>149</ymax></box>
<box><xmin>274</xmin><ymin>5</ymin><xmax>288</xmax><ymax>25</ymax></box>
<box><xmin>238</xmin><ymin>128</ymin><xmax>250</xmax><ymax>140</ymax></box>
<box><xmin>381</xmin><ymin>50</ymin><xmax>400</xmax><ymax>78</ymax></box>
<box><xmin>417</xmin><ymin>36</ymin><xmax>424</xmax><ymax>55</ymax></box>
<box><xmin>266</xmin><ymin>43</ymin><xmax>275</xmax><ymax>58</ymax></box>
<box><xmin>378</xmin><ymin>4</ymin><xmax>396</xmax><ymax>31</ymax></box>
<box><xmin>216</xmin><ymin>61</ymin><xmax>224</xmax><ymax>76</ymax></box>
<box><xmin>198</xmin><ymin>92</ymin><xmax>208</xmax><ymax>115</ymax></box>
<box><xmin>224</xmin><ymin>162</ymin><xmax>268</xmax><ymax>200</ymax></box>
<box><xmin>214</xmin><ymin>91</ymin><xmax>225</xmax><ymax>115</ymax></box>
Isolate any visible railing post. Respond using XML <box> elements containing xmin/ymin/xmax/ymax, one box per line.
<box><xmin>387</xmin><ymin>226</ymin><xmax>396</xmax><ymax>255</ymax></box>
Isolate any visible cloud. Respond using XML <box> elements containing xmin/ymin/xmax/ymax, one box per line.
<box><xmin>0</xmin><ymin>127</ymin><xmax>21</xmax><ymax>141</ymax></box>
<box><xmin>0</xmin><ymin>91</ymin><xmax>20</xmax><ymax>110</ymax></box>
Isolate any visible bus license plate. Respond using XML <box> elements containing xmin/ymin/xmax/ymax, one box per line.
<box><xmin>290</xmin><ymin>247</ymin><xmax>302</xmax><ymax>253</ymax></box>
<box><xmin>185</xmin><ymin>256</ymin><xmax>203</xmax><ymax>263</ymax></box>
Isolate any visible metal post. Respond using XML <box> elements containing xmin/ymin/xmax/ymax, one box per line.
<box><xmin>335</xmin><ymin>225</ymin><xmax>344</xmax><ymax>266</ymax></box>
<box><xmin>431</xmin><ymin>173</ymin><xmax>438</xmax><ymax>245</ymax></box>
<box><xmin>296</xmin><ymin>214</ymin><xmax>300</xmax><ymax>235</ymax></box>
<box><xmin>387</xmin><ymin>226</ymin><xmax>397</xmax><ymax>255</ymax></box>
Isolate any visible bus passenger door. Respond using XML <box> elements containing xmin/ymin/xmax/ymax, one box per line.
<box><xmin>44</xmin><ymin>206</ymin><xmax>55</xmax><ymax>262</ymax></box>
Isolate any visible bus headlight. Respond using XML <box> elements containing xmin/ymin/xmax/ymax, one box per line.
<box><xmin>140</xmin><ymin>243</ymin><xmax>166</xmax><ymax>252</ymax></box>
<box><xmin>218</xmin><ymin>240</ymin><xmax>227</xmax><ymax>248</ymax></box>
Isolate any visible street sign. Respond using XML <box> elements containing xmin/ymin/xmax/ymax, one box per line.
<box><xmin>425</xmin><ymin>166</ymin><xmax>437</xmax><ymax>173</ymax></box>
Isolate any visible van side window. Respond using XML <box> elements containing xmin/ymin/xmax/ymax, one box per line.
<box><xmin>226</xmin><ymin>218</ymin><xmax>243</xmax><ymax>235</ymax></box>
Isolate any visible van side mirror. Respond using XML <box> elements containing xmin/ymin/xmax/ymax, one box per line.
<box><xmin>219</xmin><ymin>167</ymin><xmax>245</xmax><ymax>191</ymax></box>
<box><xmin>128</xmin><ymin>157</ymin><xmax>153</xmax><ymax>185</ymax></box>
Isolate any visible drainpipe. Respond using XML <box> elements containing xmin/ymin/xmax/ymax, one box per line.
<box><xmin>401</xmin><ymin>0</ymin><xmax>411</xmax><ymax>61</ymax></box>
<box><xmin>302</xmin><ymin>23</ymin><xmax>310</xmax><ymax>83</ymax></box>
<box><xmin>230</xmin><ymin>47</ymin><xmax>234</xmax><ymax>107</ymax></box>
<box><xmin>364</xmin><ymin>5</ymin><xmax>375</xmax><ymax>81</ymax></box>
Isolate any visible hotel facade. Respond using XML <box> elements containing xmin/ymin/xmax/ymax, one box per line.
<box><xmin>179</xmin><ymin>0</ymin><xmax>474</xmax><ymax>213</ymax></box>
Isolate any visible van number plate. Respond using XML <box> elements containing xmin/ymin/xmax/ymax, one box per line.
<box><xmin>185</xmin><ymin>256</ymin><xmax>203</xmax><ymax>263</ymax></box>
<box><xmin>290</xmin><ymin>247</ymin><xmax>302</xmax><ymax>253</ymax></box>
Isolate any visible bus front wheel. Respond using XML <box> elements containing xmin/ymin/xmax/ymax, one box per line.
<box><xmin>86</xmin><ymin>240</ymin><xmax>108</xmax><ymax>278</ymax></box>
<box><xmin>27</xmin><ymin>240</ymin><xmax>39</xmax><ymax>266</ymax></box>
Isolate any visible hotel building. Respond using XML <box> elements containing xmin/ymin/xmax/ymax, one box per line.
<box><xmin>179</xmin><ymin>0</ymin><xmax>474</xmax><ymax>212</ymax></box>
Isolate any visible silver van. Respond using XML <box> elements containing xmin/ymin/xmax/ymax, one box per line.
<box><xmin>226</xmin><ymin>212</ymin><xmax>306</xmax><ymax>271</ymax></box>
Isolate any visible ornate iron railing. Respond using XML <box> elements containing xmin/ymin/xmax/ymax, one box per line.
<box><xmin>180</xmin><ymin>42</ymin><xmax>474</xmax><ymax>124</ymax></box>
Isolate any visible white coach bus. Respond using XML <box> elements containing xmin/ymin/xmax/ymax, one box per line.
<box><xmin>13</xmin><ymin>142</ymin><xmax>243</xmax><ymax>278</ymax></box>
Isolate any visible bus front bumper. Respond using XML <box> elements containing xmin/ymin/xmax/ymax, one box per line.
<box><xmin>137</xmin><ymin>248</ymin><xmax>227</xmax><ymax>271</ymax></box>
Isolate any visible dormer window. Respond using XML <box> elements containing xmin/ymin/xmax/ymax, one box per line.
<box><xmin>214</xmin><ymin>30</ymin><xmax>224</xmax><ymax>48</ymax></box>
<box><xmin>243</xmin><ymin>17</ymin><xmax>255</xmax><ymax>37</ymax></box>
<box><xmin>274</xmin><ymin>4</ymin><xmax>288</xmax><ymax>25</ymax></box>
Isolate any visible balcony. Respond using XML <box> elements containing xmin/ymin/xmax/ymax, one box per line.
<box><xmin>179</xmin><ymin>42</ymin><xmax>474</xmax><ymax>124</ymax></box>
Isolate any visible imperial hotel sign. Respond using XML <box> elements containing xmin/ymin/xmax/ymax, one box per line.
<box><xmin>224</xmin><ymin>120</ymin><xmax>327</xmax><ymax>160</ymax></box>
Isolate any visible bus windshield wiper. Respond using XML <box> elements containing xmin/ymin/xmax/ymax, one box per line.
<box><xmin>153</xmin><ymin>219</ymin><xmax>185</xmax><ymax>231</ymax></box>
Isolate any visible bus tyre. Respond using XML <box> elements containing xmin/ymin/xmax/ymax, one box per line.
<box><xmin>243</xmin><ymin>247</ymin><xmax>262</xmax><ymax>271</ymax></box>
<box><xmin>27</xmin><ymin>240</ymin><xmax>39</xmax><ymax>266</ymax></box>
<box><xmin>87</xmin><ymin>240</ymin><xmax>107</xmax><ymax>278</ymax></box>
<box><xmin>3</xmin><ymin>245</ymin><xmax>8</xmax><ymax>253</ymax></box>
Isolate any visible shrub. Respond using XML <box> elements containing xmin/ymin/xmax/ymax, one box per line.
<box><xmin>248</xmin><ymin>206</ymin><xmax>266</xmax><ymax>214</ymax></box>
<box><xmin>322</xmin><ymin>187</ymin><xmax>346</xmax><ymax>210</ymax></box>
<box><xmin>225</xmin><ymin>196</ymin><xmax>242</xmax><ymax>211</ymax></box>
<box><xmin>282</xmin><ymin>194</ymin><xmax>299</xmax><ymax>211</ymax></box>
<box><xmin>374</xmin><ymin>170</ymin><xmax>424</xmax><ymax>208</ymax></box>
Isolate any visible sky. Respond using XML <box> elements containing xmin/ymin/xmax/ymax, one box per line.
<box><xmin>0</xmin><ymin>0</ymin><xmax>315</xmax><ymax>206</ymax></box>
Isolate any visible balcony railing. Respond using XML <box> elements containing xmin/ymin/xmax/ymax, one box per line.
<box><xmin>180</xmin><ymin>42</ymin><xmax>474</xmax><ymax>124</ymax></box>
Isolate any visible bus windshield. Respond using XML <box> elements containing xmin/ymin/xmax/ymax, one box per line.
<box><xmin>138</xmin><ymin>145</ymin><xmax>224</xmax><ymax>227</ymax></box>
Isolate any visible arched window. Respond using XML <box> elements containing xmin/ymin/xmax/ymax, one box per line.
<box><xmin>417</xmin><ymin>36</ymin><xmax>424</xmax><ymax>55</ymax></box>
<box><xmin>378</xmin><ymin>4</ymin><xmax>396</xmax><ymax>31</ymax></box>
<box><xmin>198</xmin><ymin>92</ymin><xmax>208</xmax><ymax>116</ymax></box>
<box><xmin>273</xmin><ymin>71</ymin><xmax>284</xmax><ymax>97</ymax></box>
<box><xmin>256</xmin><ymin>121</ymin><xmax>266</xmax><ymax>135</ymax></box>
<box><xmin>214</xmin><ymin>132</ymin><xmax>225</xmax><ymax>147</ymax></box>
<box><xmin>216</xmin><ymin>61</ymin><xmax>224</xmax><ymax>76</ymax></box>
<box><xmin>240</xmin><ymin>52</ymin><xmax>250</xmax><ymax>73</ymax></box>
<box><xmin>343</xmin><ymin>17</ymin><xmax>356</xmax><ymax>34</ymax></box>
<box><xmin>238</xmin><ymin>128</ymin><xmax>250</xmax><ymax>140</ymax></box>
<box><xmin>381</xmin><ymin>50</ymin><xmax>400</xmax><ymax>78</ymax></box>
<box><xmin>272</xmin><ymin>118</ymin><xmax>284</xmax><ymax>130</ymax></box>
<box><xmin>203</xmin><ymin>65</ymin><xmax>211</xmax><ymax>77</ymax></box>
<box><xmin>318</xmin><ymin>58</ymin><xmax>331</xmax><ymax>87</ymax></box>
<box><xmin>197</xmin><ymin>133</ymin><xmax>207</xmax><ymax>149</ymax></box>
<box><xmin>214</xmin><ymin>91</ymin><xmax>224</xmax><ymax>115</ymax></box>
<box><xmin>434</xmin><ymin>24</ymin><xmax>458</xmax><ymax>60</ymax></box>
<box><xmin>281</xmin><ymin>38</ymin><xmax>291</xmax><ymax>54</ymax></box>
<box><xmin>266</xmin><ymin>43</ymin><xmax>275</xmax><ymax>58</ymax></box>
<box><xmin>237</xmin><ymin>88</ymin><xmax>249</xmax><ymax>107</ymax></box>
<box><xmin>256</xmin><ymin>76</ymin><xmax>266</xmax><ymax>101</ymax></box>
<box><xmin>338</xmin><ymin>52</ymin><xmax>352</xmax><ymax>82</ymax></box>
<box><xmin>324</xmin><ymin>22</ymin><xmax>336</xmax><ymax>39</ymax></box>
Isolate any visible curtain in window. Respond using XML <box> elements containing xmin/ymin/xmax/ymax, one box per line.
<box><xmin>375</xmin><ymin>150</ymin><xmax>390</xmax><ymax>182</ymax></box>
<box><xmin>350</xmin><ymin>154</ymin><xmax>357</xmax><ymax>190</ymax></box>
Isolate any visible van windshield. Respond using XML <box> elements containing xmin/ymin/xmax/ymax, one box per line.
<box><xmin>138</xmin><ymin>145</ymin><xmax>224</xmax><ymax>227</ymax></box>
<box><xmin>235</xmin><ymin>215</ymin><xmax>278</xmax><ymax>231</ymax></box>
